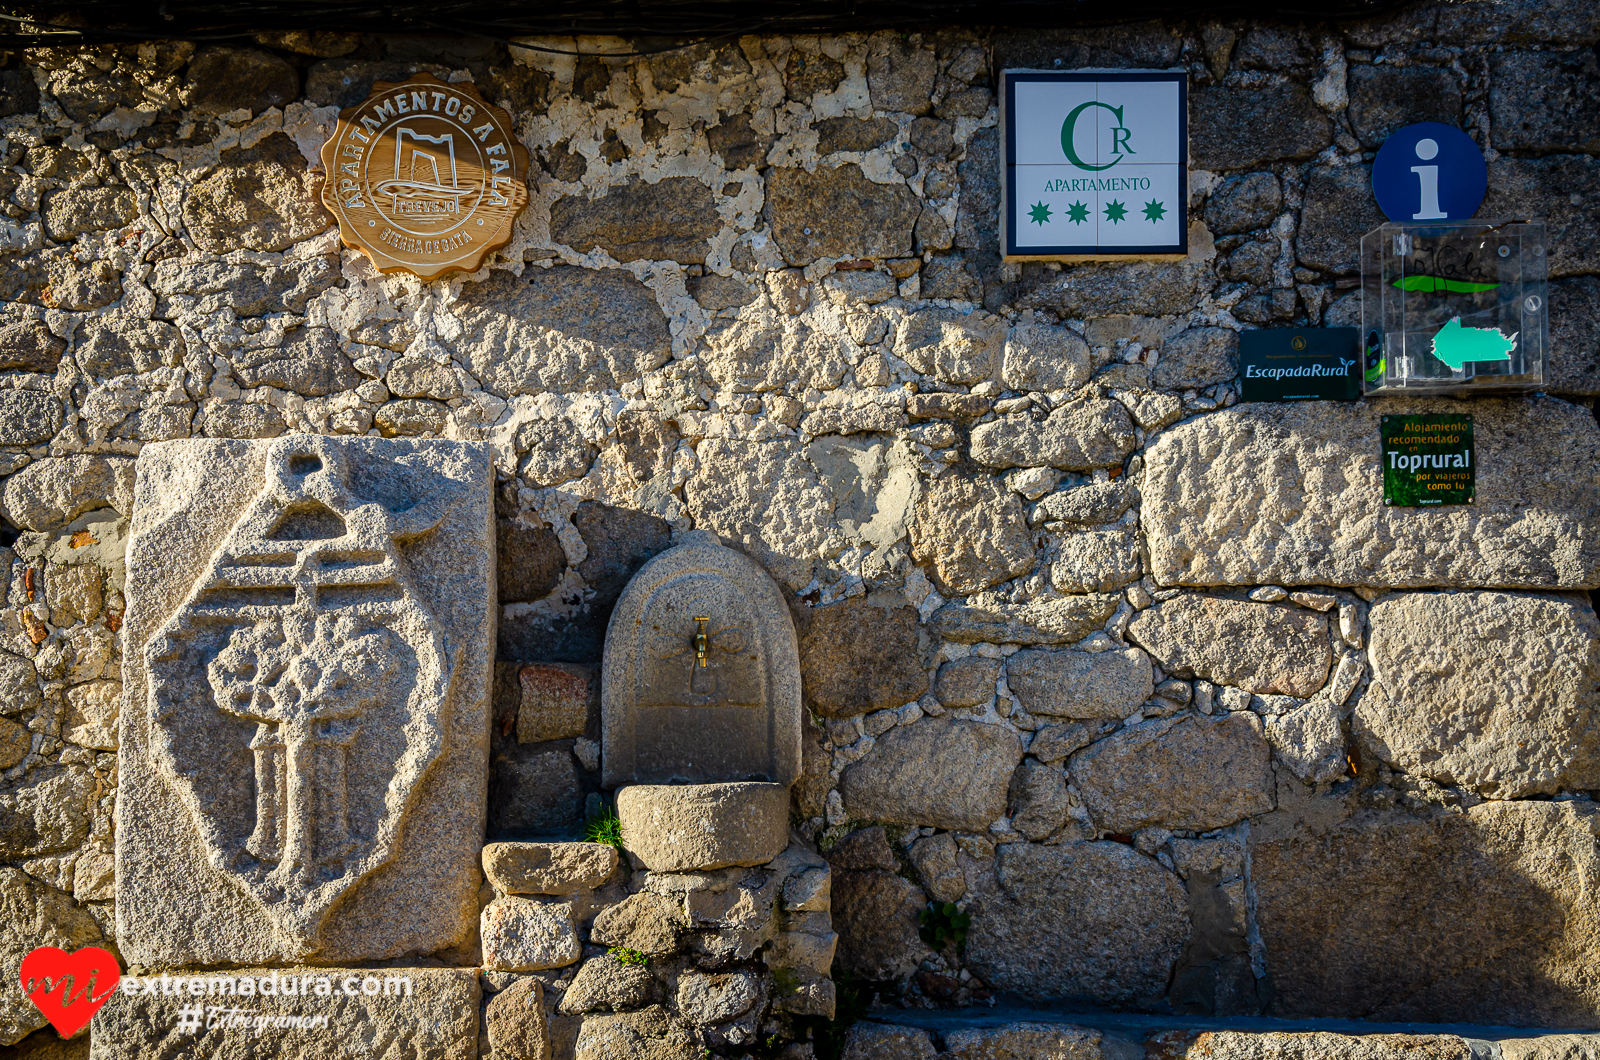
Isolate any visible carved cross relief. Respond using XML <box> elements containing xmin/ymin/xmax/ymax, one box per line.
<box><xmin>143</xmin><ymin>437</ymin><xmax>456</xmax><ymax>953</ymax></box>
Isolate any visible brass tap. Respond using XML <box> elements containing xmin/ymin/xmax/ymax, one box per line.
<box><xmin>693</xmin><ymin>617</ymin><xmax>710</xmax><ymax>667</ymax></box>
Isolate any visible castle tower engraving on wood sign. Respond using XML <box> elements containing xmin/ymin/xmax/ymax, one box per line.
<box><xmin>320</xmin><ymin>71</ymin><xmax>530</xmax><ymax>279</ymax></box>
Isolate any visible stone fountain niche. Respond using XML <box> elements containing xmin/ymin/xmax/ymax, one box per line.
<box><xmin>602</xmin><ymin>528</ymin><xmax>802</xmax><ymax>869</ymax></box>
<box><xmin>602</xmin><ymin>529</ymin><xmax>801</xmax><ymax>788</ymax></box>
<box><xmin>478</xmin><ymin>529</ymin><xmax>834</xmax><ymax>1056</ymax></box>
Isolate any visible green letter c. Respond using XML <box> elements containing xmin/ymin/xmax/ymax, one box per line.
<box><xmin>1060</xmin><ymin>100</ymin><xmax>1125</xmax><ymax>172</ymax></box>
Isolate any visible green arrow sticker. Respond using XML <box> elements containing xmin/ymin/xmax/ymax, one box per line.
<box><xmin>1430</xmin><ymin>316</ymin><xmax>1516</xmax><ymax>370</ymax></box>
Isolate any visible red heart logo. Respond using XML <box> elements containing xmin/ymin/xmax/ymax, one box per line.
<box><xmin>19</xmin><ymin>945</ymin><xmax>120</xmax><ymax>1039</ymax></box>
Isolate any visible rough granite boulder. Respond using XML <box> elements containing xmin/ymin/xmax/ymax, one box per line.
<box><xmin>930</xmin><ymin>596</ymin><xmax>1121</xmax><ymax>645</ymax></box>
<box><xmin>482</xmin><ymin>842</ymin><xmax>618</xmax><ymax>896</ymax></box>
<box><xmin>970</xmin><ymin>393</ymin><xmax>1137</xmax><ymax>471</ymax></box>
<box><xmin>152</xmin><ymin>256</ymin><xmax>341</xmax><ymax>318</ymax></box>
<box><xmin>910</xmin><ymin>469</ymin><xmax>1035</xmax><ymax>595</ymax></box>
<box><xmin>1349</xmin><ymin>63</ymin><xmax>1465</xmax><ymax>149</ymax></box>
<box><xmin>491</xmin><ymin>746</ymin><xmax>583</xmax><ymax>837</ymax></box>
<box><xmin>1251</xmin><ymin>799</ymin><xmax>1600</xmax><ymax>1026</ymax></box>
<box><xmin>616</xmin><ymin>783</ymin><xmax>790</xmax><ymax>871</ymax></box>
<box><xmin>1296</xmin><ymin>165</ymin><xmax>1385</xmax><ymax>275</ymax></box>
<box><xmin>1003</xmin><ymin>323</ymin><xmax>1094</xmax><ymax>393</ymax></box>
<box><xmin>0</xmin><ymin>322</ymin><xmax>64</xmax><ymax>373</ymax></box>
<box><xmin>76</xmin><ymin>318</ymin><xmax>184</xmax><ymax>376</ymax></box>
<box><xmin>1</xmin><ymin>455</ymin><xmax>134</xmax><ymax>531</ymax></box>
<box><xmin>866</xmin><ymin>36</ymin><xmax>938</xmax><ymax>114</ymax></box>
<box><xmin>841</xmin><ymin>1023</ymin><xmax>938</xmax><ymax>1060</ymax></box>
<box><xmin>767</xmin><ymin>164</ymin><xmax>920</xmax><ymax>266</ymax></box>
<box><xmin>1069</xmin><ymin>714</ymin><xmax>1276</xmax><ymax>833</ymax></box>
<box><xmin>1016</xmin><ymin>260</ymin><xmax>1211</xmax><ymax>319</ymax></box>
<box><xmin>964</xmin><ymin>841</ymin><xmax>1190</xmax><ymax>1007</ymax></box>
<box><xmin>1006</xmin><ymin>647</ymin><xmax>1153</xmax><ymax>719</ymax></box>
<box><xmin>684</xmin><ymin>438</ymin><xmax>836</xmax><ymax>592</ymax></box>
<box><xmin>800</xmin><ymin>597</ymin><xmax>929</xmax><ymax>718</ymax></box>
<box><xmin>702</xmin><ymin>317</ymin><xmax>851</xmax><ymax>393</ymax></box>
<box><xmin>42</xmin><ymin>185</ymin><xmax>136</xmax><ymax>242</ymax></box>
<box><xmin>0</xmin><ymin>867</ymin><xmax>106</xmax><ymax>1045</ymax></box>
<box><xmin>486</xmin><ymin>977</ymin><xmax>551</xmax><ymax>1060</ymax></box>
<box><xmin>181</xmin><ymin>133</ymin><xmax>329</xmax><ymax>253</ymax></box>
<box><xmin>550</xmin><ymin>177</ymin><xmax>721</xmax><ymax>264</ymax></box>
<box><xmin>1009</xmin><ymin>757</ymin><xmax>1073</xmax><ymax>840</ymax></box>
<box><xmin>590</xmin><ymin>892</ymin><xmax>688</xmax><ymax>958</ymax></box>
<box><xmin>1128</xmin><ymin>595</ymin><xmax>1331</xmax><ymax>696</ymax></box>
<box><xmin>1155</xmin><ymin>1032</ymin><xmax>1484</xmax><ymax>1060</ymax></box>
<box><xmin>1481</xmin><ymin>155</ymin><xmax>1600</xmax><ymax>279</ymax></box>
<box><xmin>0</xmin><ymin>768</ymin><xmax>94</xmax><ymax>860</ymax></box>
<box><xmin>0</xmin><ymin>392</ymin><xmax>62</xmax><ymax>447</ymax></box>
<box><xmin>1204</xmin><ymin>174</ymin><xmax>1283</xmax><ymax>236</ymax></box>
<box><xmin>184</xmin><ymin>45</ymin><xmax>300</xmax><ymax>115</ymax></box>
<box><xmin>840</xmin><ymin>716</ymin><xmax>1022</xmax><ymax>830</ymax></box>
<box><xmin>1549</xmin><ymin>276</ymin><xmax>1600</xmax><ymax>396</ymax></box>
<box><xmin>1489</xmin><ymin>50</ymin><xmax>1600</xmax><ymax>155</ymax></box>
<box><xmin>935</xmin><ymin>656</ymin><xmax>1001</xmax><ymax>708</ymax></box>
<box><xmin>231</xmin><ymin>326</ymin><xmax>359</xmax><ymax>397</ymax></box>
<box><xmin>1142</xmin><ymin>399</ymin><xmax>1600</xmax><ymax>589</ymax></box>
<box><xmin>452</xmin><ymin>267</ymin><xmax>673</xmax><ymax>397</ymax></box>
<box><xmin>944</xmin><ymin>1023</ymin><xmax>1144</xmax><ymax>1060</ymax></box>
<box><xmin>560</xmin><ymin>954</ymin><xmax>660</xmax><ymax>1014</ymax></box>
<box><xmin>814</xmin><ymin>116</ymin><xmax>897</xmax><ymax>153</ymax></box>
<box><xmin>1356</xmin><ymin>591</ymin><xmax>1600</xmax><ymax>798</ymax></box>
<box><xmin>575</xmin><ymin>1005</ymin><xmax>703</xmax><ymax>1060</ymax></box>
<box><xmin>1190</xmin><ymin>83</ymin><xmax>1333</xmax><ymax>169</ymax></box>
<box><xmin>1033</xmin><ymin>481</ymin><xmax>1135</xmax><ymax>526</ymax></box>
<box><xmin>515</xmin><ymin>663</ymin><xmax>595</xmax><ymax>744</ymax></box>
<box><xmin>909</xmin><ymin>833</ymin><xmax>966</xmax><ymax>903</ymax></box>
<box><xmin>1154</xmin><ymin>327</ymin><xmax>1240</xmax><ymax>390</ymax></box>
<box><xmin>1051</xmin><ymin>524</ymin><xmax>1144</xmax><ymax>593</ymax></box>
<box><xmin>91</xmin><ymin>967</ymin><xmax>480</xmax><ymax>1058</ymax></box>
<box><xmin>1266</xmin><ymin>699</ymin><xmax>1349</xmax><ymax>784</ymax></box>
<box><xmin>895</xmin><ymin>309</ymin><xmax>1006</xmax><ymax>385</ymax></box>
<box><xmin>832</xmin><ymin>869</ymin><xmax>932</xmax><ymax>980</ymax></box>
<box><xmin>481</xmin><ymin>898</ymin><xmax>582</xmax><ymax>971</ymax></box>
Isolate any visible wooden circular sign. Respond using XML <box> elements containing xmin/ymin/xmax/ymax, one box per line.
<box><xmin>320</xmin><ymin>72</ymin><xmax>530</xmax><ymax>280</ymax></box>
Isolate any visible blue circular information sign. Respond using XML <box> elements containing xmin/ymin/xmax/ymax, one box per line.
<box><xmin>1372</xmin><ymin>122</ymin><xmax>1487</xmax><ymax>223</ymax></box>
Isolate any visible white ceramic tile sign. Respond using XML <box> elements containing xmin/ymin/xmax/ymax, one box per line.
<box><xmin>1002</xmin><ymin>71</ymin><xmax>1188</xmax><ymax>259</ymax></box>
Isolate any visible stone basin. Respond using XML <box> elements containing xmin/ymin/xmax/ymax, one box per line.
<box><xmin>616</xmin><ymin>782</ymin><xmax>790</xmax><ymax>871</ymax></box>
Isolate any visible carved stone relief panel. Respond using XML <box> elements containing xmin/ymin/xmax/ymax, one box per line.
<box><xmin>116</xmin><ymin>436</ymin><xmax>494</xmax><ymax>966</ymax></box>
<box><xmin>602</xmin><ymin>532</ymin><xmax>801</xmax><ymax>788</ymax></box>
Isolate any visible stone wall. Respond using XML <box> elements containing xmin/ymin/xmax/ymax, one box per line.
<box><xmin>0</xmin><ymin>0</ymin><xmax>1598</xmax><ymax>1052</ymax></box>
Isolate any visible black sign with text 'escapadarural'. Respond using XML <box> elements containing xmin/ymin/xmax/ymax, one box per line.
<box><xmin>1239</xmin><ymin>328</ymin><xmax>1361</xmax><ymax>402</ymax></box>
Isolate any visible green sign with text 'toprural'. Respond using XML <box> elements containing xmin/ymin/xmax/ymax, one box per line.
<box><xmin>1382</xmin><ymin>414</ymin><xmax>1474</xmax><ymax>506</ymax></box>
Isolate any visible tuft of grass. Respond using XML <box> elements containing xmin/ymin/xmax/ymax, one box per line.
<box><xmin>607</xmin><ymin>947</ymin><xmax>648</xmax><ymax>967</ymax></box>
<box><xmin>585</xmin><ymin>806</ymin><xmax>624</xmax><ymax>851</ymax></box>
<box><xmin>790</xmin><ymin>971</ymin><xmax>874</xmax><ymax>1060</ymax></box>
<box><xmin>918</xmin><ymin>901</ymin><xmax>972</xmax><ymax>953</ymax></box>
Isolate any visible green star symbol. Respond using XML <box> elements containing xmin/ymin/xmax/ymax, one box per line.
<box><xmin>1066</xmin><ymin>201</ymin><xmax>1090</xmax><ymax>224</ymax></box>
<box><xmin>1027</xmin><ymin>201</ymin><xmax>1051</xmax><ymax>226</ymax></box>
<box><xmin>1104</xmin><ymin>199</ymin><xmax>1128</xmax><ymax>224</ymax></box>
<box><xmin>1142</xmin><ymin>199</ymin><xmax>1168</xmax><ymax>222</ymax></box>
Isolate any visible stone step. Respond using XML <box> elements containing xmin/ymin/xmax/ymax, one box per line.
<box><xmin>849</xmin><ymin>1009</ymin><xmax>1600</xmax><ymax>1060</ymax></box>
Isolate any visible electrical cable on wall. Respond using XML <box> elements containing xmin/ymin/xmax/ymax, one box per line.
<box><xmin>1</xmin><ymin>0</ymin><xmax>1418</xmax><ymax>50</ymax></box>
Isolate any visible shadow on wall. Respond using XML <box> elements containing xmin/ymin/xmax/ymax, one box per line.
<box><xmin>487</xmin><ymin>496</ymin><xmax>673</xmax><ymax>843</ymax></box>
<box><xmin>1250</xmin><ymin>795</ymin><xmax>1598</xmax><ymax>1027</ymax></box>
<box><xmin>496</xmin><ymin>497</ymin><xmax>673</xmax><ymax>665</ymax></box>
